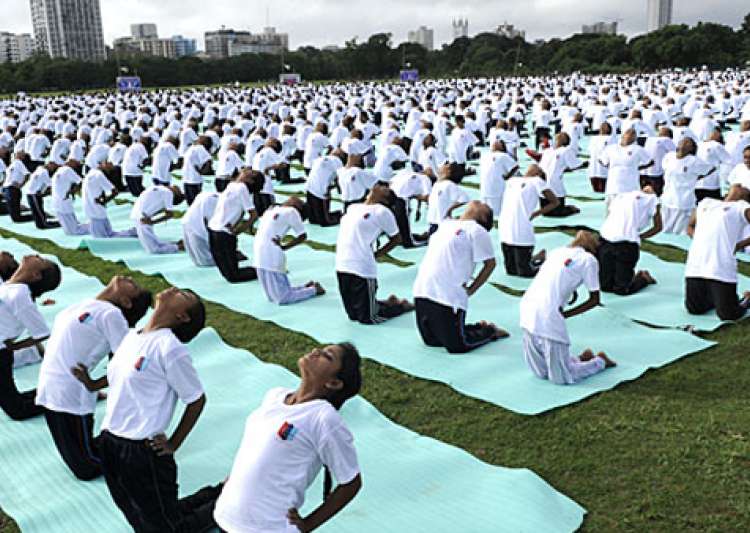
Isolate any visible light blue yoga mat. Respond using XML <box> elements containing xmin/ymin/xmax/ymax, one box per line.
<box><xmin>0</xmin><ymin>235</ymin><xmax>586</xmax><ymax>532</ymax></box>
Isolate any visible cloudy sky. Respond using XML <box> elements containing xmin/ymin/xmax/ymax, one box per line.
<box><xmin>3</xmin><ymin>0</ymin><xmax>748</xmax><ymax>50</ymax></box>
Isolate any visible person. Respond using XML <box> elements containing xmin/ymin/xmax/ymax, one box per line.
<box><xmin>182</xmin><ymin>136</ymin><xmax>213</xmax><ymax>205</ymax></box>
<box><xmin>336</xmin><ymin>153</ymin><xmax>377</xmax><ymax>212</ymax></box>
<box><xmin>252</xmin><ymin>139</ymin><xmax>286</xmax><ymax>216</ymax></box>
<box><xmin>389</xmin><ymin>168</ymin><xmax>432</xmax><ymax>248</ymax></box>
<box><xmin>253</xmin><ymin>196</ymin><xmax>325</xmax><ymax>305</ymax></box>
<box><xmin>684</xmin><ymin>184</ymin><xmax>750</xmax><ymax>321</ymax></box>
<box><xmin>538</xmin><ymin>132</ymin><xmax>586</xmax><ymax>217</ymax></box>
<box><xmin>151</xmin><ymin>137</ymin><xmax>180</xmax><ymax>187</ymax></box>
<box><xmin>25</xmin><ymin>162</ymin><xmax>61</xmax><ymax>229</ymax></box>
<box><xmin>587</xmin><ymin>123</ymin><xmax>615</xmax><ymax>193</ymax></box>
<box><xmin>51</xmin><ymin>161</ymin><xmax>89</xmax><ymax>236</ymax></box>
<box><xmin>182</xmin><ymin>191</ymin><xmax>220</xmax><ymax>267</ymax></box>
<box><xmin>413</xmin><ymin>200</ymin><xmax>510</xmax><ymax>354</ymax></box>
<box><xmin>35</xmin><ymin>276</ymin><xmax>152</xmax><ymax>481</ymax></box>
<box><xmin>641</xmin><ymin>127</ymin><xmax>676</xmax><ymax>195</ymax></box>
<box><xmin>97</xmin><ymin>286</ymin><xmax>221</xmax><ymax>532</ymax></box>
<box><xmin>215</xmin><ymin>140</ymin><xmax>243</xmax><ymax>193</ymax></box>
<box><xmin>208</xmin><ymin>170</ymin><xmax>262</xmax><ymax>283</ymax></box>
<box><xmin>373</xmin><ymin>136</ymin><xmax>409</xmax><ymax>182</ymax></box>
<box><xmin>3</xmin><ymin>151</ymin><xmax>33</xmax><ymax>222</ymax></box>
<box><xmin>130</xmin><ymin>184</ymin><xmax>185</xmax><ymax>254</ymax></box>
<box><xmin>728</xmin><ymin>146</ymin><xmax>750</xmax><ymax>190</ymax></box>
<box><xmin>0</xmin><ymin>255</ymin><xmax>61</xmax><ymax>420</ymax></box>
<box><xmin>520</xmin><ymin>231</ymin><xmax>617</xmax><ymax>384</ymax></box>
<box><xmin>122</xmin><ymin>137</ymin><xmax>149</xmax><ymax>197</ymax></box>
<box><xmin>213</xmin><ymin>343</ymin><xmax>362</xmax><ymax>533</ymax></box>
<box><xmin>0</xmin><ymin>251</ymin><xmax>19</xmax><ymax>282</ymax></box>
<box><xmin>335</xmin><ymin>183</ymin><xmax>413</xmax><ymax>324</ymax></box>
<box><xmin>303</xmin><ymin>122</ymin><xmax>331</xmax><ymax>174</ymax></box>
<box><xmin>498</xmin><ymin>165</ymin><xmax>559</xmax><ymax>277</ymax></box>
<box><xmin>696</xmin><ymin>129</ymin><xmax>731</xmax><ymax>202</ymax></box>
<box><xmin>447</xmin><ymin>115</ymin><xmax>478</xmax><ymax>180</ymax></box>
<box><xmin>83</xmin><ymin>162</ymin><xmax>137</xmax><ymax>238</ymax></box>
<box><xmin>599</xmin><ymin>129</ymin><xmax>654</xmax><ymax>200</ymax></box>
<box><xmin>479</xmin><ymin>140</ymin><xmax>518</xmax><ymax>218</ymax></box>
<box><xmin>306</xmin><ymin>151</ymin><xmax>345</xmax><ymax>226</ymax></box>
<box><xmin>598</xmin><ymin>186</ymin><xmax>662</xmax><ymax>295</ymax></box>
<box><xmin>426</xmin><ymin>163</ymin><xmax>470</xmax><ymax>234</ymax></box>
<box><xmin>660</xmin><ymin>138</ymin><xmax>714</xmax><ymax>234</ymax></box>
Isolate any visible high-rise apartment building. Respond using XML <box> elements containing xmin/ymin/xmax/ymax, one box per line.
<box><xmin>29</xmin><ymin>0</ymin><xmax>105</xmax><ymax>61</ymax></box>
<box><xmin>452</xmin><ymin>18</ymin><xmax>469</xmax><ymax>41</ymax></box>
<box><xmin>172</xmin><ymin>35</ymin><xmax>197</xmax><ymax>57</ymax></box>
<box><xmin>647</xmin><ymin>0</ymin><xmax>673</xmax><ymax>32</ymax></box>
<box><xmin>131</xmin><ymin>23</ymin><xmax>158</xmax><ymax>39</ymax></box>
<box><xmin>582</xmin><ymin>21</ymin><xmax>618</xmax><ymax>35</ymax></box>
<box><xmin>407</xmin><ymin>26</ymin><xmax>434</xmax><ymax>51</ymax></box>
<box><xmin>0</xmin><ymin>33</ymin><xmax>35</xmax><ymax>63</ymax></box>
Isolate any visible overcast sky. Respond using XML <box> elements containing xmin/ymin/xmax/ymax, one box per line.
<box><xmin>3</xmin><ymin>0</ymin><xmax>748</xmax><ymax>50</ymax></box>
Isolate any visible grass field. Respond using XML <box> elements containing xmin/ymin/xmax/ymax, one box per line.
<box><xmin>0</xmin><ymin>226</ymin><xmax>749</xmax><ymax>532</ymax></box>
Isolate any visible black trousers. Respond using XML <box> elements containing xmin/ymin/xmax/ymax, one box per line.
<box><xmin>640</xmin><ymin>175</ymin><xmax>664</xmax><ymax>196</ymax></box>
<box><xmin>598</xmin><ymin>239</ymin><xmax>648</xmax><ymax>295</ymax></box>
<box><xmin>695</xmin><ymin>188</ymin><xmax>721</xmax><ymax>203</ymax></box>
<box><xmin>501</xmin><ymin>243</ymin><xmax>538</xmax><ymax>278</ymax></box>
<box><xmin>534</xmin><ymin>127</ymin><xmax>551</xmax><ymax>150</ymax></box>
<box><xmin>208</xmin><ymin>229</ymin><xmax>257</xmax><ymax>283</ymax></box>
<box><xmin>336</xmin><ymin>271</ymin><xmax>408</xmax><ymax>324</ymax></box>
<box><xmin>685</xmin><ymin>277</ymin><xmax>747</xmax><ymax>321</ymax></box>
<box><xmin>98</xmin><ymin>431</ymin><xmax>220</xmax><ymax>533</ymax></box>
<box><xmin>393</xmin><ymin>198</ymin><xmax>427</xmax><ymax>248</ymax></box>
<box><xmin>27</xmin><ymin>193</ymin><xmax>60</xmax><ymax>229</ymax></box>
<box><xmin>44</xmin><ymin>409</ymin><xmax>102</xmax><ymax>480</ymax></box>
<box><xmin>415</xmin><ymin>298</ymin><xmax>496</xmax><ymax>354</ymax></box>
<box><xmin>540</xmin><ymin>196</ymin><xmax>578</xmax><ymax>217</ymax></box>
<box><xmin>2</xmin><ymin>186</ymin><xmax>33</xmax><ymax>222</ymax></box>
<box><xmin>125</xmin><ymin>175</ymin><xmax>145</xmax><ymax>197</ymax></box>
<box><xmin>214</xmin><ymin>178</ymin><xmax>230</xmax><ymax>193</ymax></box>
<box><xmin>0</xmin><ymin>347</ymin><xmax>44</xmax><ymax>421</ymax></box>
<box><xmin>307</xmin><ymin>192</ymin><xmax>341</xmax><ymax>226</ymax></box>
<box><xmin>184</xmin><ymin>183</ymin><xmax>202</xmax><ymax>206</ymax></box>
<box><xmin>253</xmin><ymin>192</ymin><xmax>274</xmax><ymax>217</ymax></box>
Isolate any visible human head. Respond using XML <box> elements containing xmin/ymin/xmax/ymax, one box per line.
<box><xmin>599</xmin><ymin>123</ymin><xmax>612</xmax><ymax>136</ymax></box>
<box><xmin>298</xmin><ymin>342</ymin><xmax>362</xmax><ymax>410</ymax></box>
<box><xmin>726</xmin><ymin>183</ymin><xmax>750</xmax><ymax>203</ymax></box>
<box><xmin>491</xmin><ymin>139</ymin><xmax>507</xmax><ymax>153</ymax></box>
<box><xmin>14</xmin><ymin>255</ymin><xmax>62</xmax><ymax>299</ymax></box>
<box><xmin>524</xmin><ymin>164</ymin><xmax>546</xmax><ymax>180</ymax></box>
<box><xmin>554</xmin><ymin>132</ymin><xmax>570</xmax><ymax>148</ymax></box>
<box><xmin>366</xmin><ymin>182</ymin><xmax>396</xmax><ymax>209</ymax></box>
<box><xmin>104</xmin><ymin>276</ymin><xmax>153</xmax><ymax>328</ymax></box>
<box><xmin>621</xmin><ymin>129</ymin><xmax>637</xmax><ymax>146</ymax></box>
<box><xmin>238</xmin><ymin>169</ymin><xmax>264</xmax><ymax>194</ymax></box>
<box><xmin>461</xmin><ymin>200</ymin><xmax>493</xmax><ymax>231</ymax></box>
<box><xmin>677</xmin><ymin>138</ymin><xmax>697</xmax><ymax>158</ymax></box>
<box><xmin>0</xmin><ymin>251</ymin><xmax>18</xmax><ymax>281</ymax></box>
<box><xmin>154</xmin><ymin>287</ymin><xmax>205</xmax><ymax>344</ymax></box>
<box><xmin>571</xmin><ymin>230</ymin><xmax>599</xmax><ymax>254</ymax></box>
<box><xmin>283</xmin><ymin>196</ymin><xmax>310</xmax><ymax>221</ymax></box>
<box><xmin>743</xmin><ymin>146</ymin><xmax>750</xmax><ymax>168</ymax></box>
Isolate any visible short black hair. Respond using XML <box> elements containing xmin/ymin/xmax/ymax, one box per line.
<box><xmin>28</xmin><ymin>261</ymin><xmax>61</xmax><ymax>299</ymax></box>
<box><xmin>172</xmin><ymin>290</ymin><xmax>205</xmax><ymax>344</ymax></box>
<box><xmin>0</xmin><ymin>254</ymin><xmax>18</xmax><ymax>282</ymax></box>
<box><xmin>121</xmin><ymin>290</ymin><xmax>153</xmax><ymax>328</ymax></box>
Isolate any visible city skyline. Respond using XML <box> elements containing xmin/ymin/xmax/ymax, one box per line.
<box><xmin>3</xmin><ymin>0</ymin><xmax>748</xmax><ymax>53</ymax></box>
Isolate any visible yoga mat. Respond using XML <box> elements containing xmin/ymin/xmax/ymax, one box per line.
<box><xmin>0</xmin><ymin>235</ymin><xmax>586</xmax><ymax>532</ymax></box>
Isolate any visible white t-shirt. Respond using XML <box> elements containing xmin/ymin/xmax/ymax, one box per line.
<box><xmin>642</xmin><ymin>137</ymin><xmax>676</xmax><ymax>177</ymax></box>
<box><xmin>253</xmin><ymin>206</ymin><xmax>306</xmax><ymax>273</ymax></box>
<box><xmin>337</xmin><ymin>167</ymin><xmax>377</xmax><ymax>203</ymax></box>
<box><xmin>389</xmin><ymin>170</ymin><xmax>432</xmax><ymax>200</ymax></box>
<box><xmin>82</xmin><ymin>168</ymin><xmax>115</xmax><ymax>219</ymax></box>
<box><xmin>600</xmin><ymin>144</ymin><xmax>651</xmax><ymax>195</ymax></box>
<box><xmin>335</xmin><ymin>203</ymin><xmax>398</xmax><ymax>279</ymax></box>
<box><xmin>685</xmin><ymin>198</ymin><xmax>750</xmax><ymax>283</ymax></box>
<box><xmin>253</xmin><ymin>148</ymin><xmax>282</xmax><ymax>195</ymax></box>
<box><xmin>3</xmin><ymin>160</ymin><xmax>29</xmax><ymax>188</ymax></box>
<box><xmin>25</xmin><ymin>166</ymin><xmax>51</xmax><ymax>195</ymax></box>
<box><xmin>84</xmin><ymin>144</ymin><xmax>110</xmax><ymax>170</ymax></box>
<box><xmin>696</xmin><ymin>140</ymin><xmax>730</xmax><ymax>190</ymax></box>
<box><xmin>539</xmin><ymin>146</ymin><xmax>581</xmax><ymax>197</ymax></box>
<box><xmin>217</xmin><ymin>149</ymin><xmax>244</xmax><ymax>178</ymax></box>
<box><xmin>0</xmin><ymin>283</ymin><xmax>50</xmax><ymax>349</ymax></box>
<box><xmin>303</xmin><ymin>132</ymin><xmax>330</xmax><ymax>169</ymax></box>
<box><xmin>587</xmin><ymin>135</ymin><xmax>615</xmax><ymax>178</ymax></box>
<box><xmin>426</xmin><ymin>180</ymin><xmax>470</xmax><ymax>225</ymax></box>
<box><xmin>661</xmin><ymin>154</ymin><xmax>713</xmax><ymax>209</ymax></box>
<box><xmin>130</xmin><ymin>185</ymin><xmax>174</xmax><ymax>221</ymax></box>
<box><xmin>306</xmin><ymin>156</ymin><xmax>343</xmax><ymax>199</ymax></box>
<box><xmin>182</xmin><ymin>145</ymin><xmax>212</xmax><ymax>185</ymax></box>
<box><xmin>122</xmin><ymin>143</ymin><xmax>148</xmax><ymax>176</ymax></box>
<box><xmin>213</xmin><ymin>387</ymin><xmax>359</xmax><ymax>533</ymax></box>
<box><xmin>35</xmin><ymin>299</ymin><xmax>128</xmax><ymax>415</ymax></box>
<box><xmin>498</xmin><ymin>176</ymin><xmax>549</xmax><ymax>246</ymax></box>
<box><xmin>101</xmin><ymin>329</ymin><xmax>204</xmax><ymax>440</ymax></box>
<box><xmin>373</xmin><ymin>144</ymin><xmax>408</xmax><ymax>182</ymax></box>
<box><xmin>208</xmin><ymin>181</ymin><xmax>254</xmax><ymax>233</ymax></box>
<box><xmin>152</xmin><ymin>142</ymin><xmax>179</xmax><ymax>183</ymax></box>
<box><xmin>182</xmin><ymin>191</ymin><xmax>219</xmax><ymax>239</ymax></box>
<box><xmin>418</xmin><ymin>146</ymin><xmax>447</xmax><ymax>178</ymax></box>
<box><xmin>51</xmin><ymin>166</ymin><xmax>82</xmax><ymax>215</ymax></box>
<box><xmin>479</xmin><ymin>151</ymin><xmax>516</xmax><ymax>199</ymax></box>
<box><xmin>520</xmin><ymin>246</ymin><xmax>600</xmax><ymax>345</ymax></box>
<box><xmin>413</xmin><ymin>219</ymin><xmax>494</xmax><ymax>311</ymax></box>
<box><xmin>600</xmin><ymin>190</ymin><xmax>658</xmax><ymax>244</ymax></box>
<box><xmin>728</xmin><ymin>163</ymin><xmax>750</xmax><ymax>190</ymax></box>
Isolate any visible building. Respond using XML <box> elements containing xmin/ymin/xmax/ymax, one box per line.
<box><xmin>207</xmin><ymin>27</ymin><xmax>289</xmax><ymax>59</ymax></box>
<box><xmin>452</xmin><ymin>18</ymin><xmax>469</xmax><ymax>40</ymax></box>
<box><xmin>172</xmin><ymin>35</ymin><xmax>197</xmax><ymax>57</ymax></box>
<box><xmin>495</xmin><ymin>21</ymin><xmax>526</xmax><ymax>40</ymax></box>
<box><xmin>205</xmin><ymin>28</ymin><xmax>250</xmax><ymax>59</ymax></box>
<box><xmin>113</xmin><ymin>36</ymin><xmax>177</xmax><ymax>59</ymax></box>
<box><xmin>647</xmin><ymin>0</ymin><xmax>673</xmax><ymax>32</ymax></box>
<box><xmin>581</xmin><ymin>21</ymin><xmax>618</xmax><ymax>35</ymax></box>
<box><xmin>407</xmin><ymin>26</ymin><xmax>434</xmax><ymax>51</ymax></box>
<box><xmin>131</xmin><ymin>23</ymin><xmax>158</xmax><ymax>39</ymax></box>
<box><xmin>30</xmin><ymin>0</ymin><xmax>106</xmax><ymax>61</ymax></box>
<box><xmin>0</xmin><ymin>32</ymin><xmax>35</xmax><ymax>63</ymax></box>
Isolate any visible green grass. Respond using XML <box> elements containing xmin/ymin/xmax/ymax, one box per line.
<box><xmin>1</xmin><ymin>227</ymin><xmax>749</xmax><ymax>532</ymax></box>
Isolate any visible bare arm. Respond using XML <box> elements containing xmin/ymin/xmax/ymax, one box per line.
<box><xmin>562</xmin><ymin>290</ymin><xmax>600</xmax><ymax>319</ymax></box>
<box><xmin>686</xmin><ymin>210</ymin><xmax>698</xmax><ymax>239</ymax></box>
<box><xmin>276</xmin><ymin>232</ymin><xmax>307</xmax><ymax>251</ymax></box>
<box><xmin>288</xmin><ymin>475</ymin><xmax>362</xmax><ymax>533</ymax></box>
<box><xmin>531</xmin><ymin>189</ymin><xmax>559</xmax><ymax>219</ymax></box>
<box><xmin>640</xmin><ymin>205</ymin><xmax>662</xmax><ymax>240</ymax></box>
<box><xmin>374</xmin><ymin>234</ymin><xmax>402</xmax><ymax>258</ymax></box>
<box><xmin>446</xmin><ymin>201</ymin><xmax>467</xmax><ymax>219</ymax></box>
<box><xmin>150</xmin><ymin>394</ymin><xmax>206</xmax><ymax>456</ymax></box>
<box><xmin>4</xmin><ymin>336</ymin><xmax>47</xmax><ymax>352</ymax></box>
<box><xmin>464</xmin><ymin>258</ymin><xmax>496</xmax><ymax>296</ymax></box>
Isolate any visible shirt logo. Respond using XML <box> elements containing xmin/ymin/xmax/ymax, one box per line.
<box><xmin>363</xmin><ymin>213</ymin><xmax>371</xmax><ymax>220</ymax></box>
<box><xmin>134</xmin><ymin>356</ymin><xmax>149</xmax><ymax>372</ymax></box>
<box><xmin>273</xmin><ymin>212</ymin><xmax>280</xmax><ymax>220</ymax></box>
<box><xmin>78</xmin><ymin>312</ymin><xmax>93</xmax><ymax>324</ymax></box>
<box><xmin>277</xmin><ymin>421</ymin><xmax>298</xmax><ymax>441</ymax></box>
<box><xmin>564</xmin><ymin>258</ymin><xmax>573</xmax><ymax>267</ymax></box>
<box><xmin>455</xmin><ymin>229</ymin><xmax>464</xmax><ymax>237</ymax></box>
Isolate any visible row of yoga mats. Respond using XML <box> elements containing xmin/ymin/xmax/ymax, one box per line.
<box><xmin>0</xmin><ymin>234</ymin><xmax>585</xmax><ymax>532</ymax></box>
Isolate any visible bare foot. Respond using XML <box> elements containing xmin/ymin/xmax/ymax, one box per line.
<box><xmin>176</xmin><ymin>240</ymin><xmax>185</xmax><ymax>251</ymax></box>
<box><xmin>533</xmin><ymin>249</ymin><xmax>547</xmax><ymax>263</ymax></box>
<box><xmin>489</xmin><ymin>323</ymin><xmax>510</xmax><ymax>340</ymax></box>
<box><xmin>314</xmin><ymin>283</ymin><xmax>326</xmax><ymax>296</ymax></box>
<box><xmin>42</xmin><ymin>299</ymin><xmax>56</xmax><ymax>306</ymax></box>
<box><xmin>401</xmin><ymin>299</ymin><xmax>415</xmax><ymax>312</ymax></box>
<box><xmin>639</xmin><ymin>270</ymin><xmax>657</xmax><ymax>284</ymax></box>
<box><xmin>305</xmin><ymin>281</ymin><xmax>315</xmax><ymax>288</ymax></box>
<box><xmin>597</xmin><ymin>352</ymin><xmax>617</xmax><ymax>368</ymax></box>
<box><xmin>579</xmin><ymin>349</ymin><xmax>595</xmax><ymax>362</ymax></box>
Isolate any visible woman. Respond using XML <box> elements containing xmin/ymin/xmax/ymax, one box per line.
<box><xmin>214</xmin><ymin>343</ymin><xmax>363</xmax><ymax>533</ymax></box>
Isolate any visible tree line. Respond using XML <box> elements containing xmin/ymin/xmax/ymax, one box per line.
<box><xmin>1</xmin><ymin>14</ymin><xmax>749</xmax><ymax>94</ymax></box>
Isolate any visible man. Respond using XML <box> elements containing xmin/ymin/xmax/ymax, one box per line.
<box><xmin>51</xmin><ymin>161</ymin><xmax>89</xmax><ymax>236</ymax></box>
<box><xmin>426</xmin><ymin>163</ymin><xmax>470</xmax><ymax>234</ymax></box>
<box><xmin>83</xmin><ymin>162</ymin><xmax>137</xmax><ymax>238</ymax></box>
<box><xmin>208</xmin><ymin>170</ymin><xmax>262</xmax><ymax>283</ymax></box>
<box><xmin>3</xmin><ymin>151</ymin><xmax>33</xmax><ymax>222</ymax></box>
<box><xmin>641</xmin><ymin>127</ymin><xmax>676</xmax><ymax>195</ymax></box>
<box><xmin>25</xmin><ymin>162</ymin><xmax>60</xmax><ymax>229</ymax></box>
<box><xmin>479</xmin><ymin>140</ymin><xmax>518</xmax><ymax>218</ymax></box>
<box><xmin>538</xmin><ymin>132</ymin><xmax>586</xmax><ymax>217</ymax></box>
<box><xmin>598</xmin><ymin>186</ymin><xmax>661</xmax><ymax>295</ymax></box>
<box><xmin>35</xmin><ymin>276</ymin><xmax>151</xmax><ymax>480</ymax></box>
<box><xmin>447</xmin><ymin>115</ymin><xmax>478</xmax><ymax>180</ymax></box>
<box><xmin>498</xmin><ymin>165</ymin><xmax>559</xmax><ymax>277</ymax></box>
<box><xmin>151</xmin><ymin>137</ymin><xmax>179</xmax><ymax>187</ymax></box>
<box><xmin>252</xmin><ymin>139</ymin><xmax>286</xmax><ymax>216</ymax></box>
<box><xmin>600</xmin><ymin>129</ymin><xmax>654</xmax><ymax>199</ymax></box>
<box><xmin>389</xmin><ymin>168</ymin><xmax>432</xmax><ymax>248</ymax></box>
<box><xmin>520</xmin><ymin>231</ymin><xmax>616</xmax><ymax>384</ymax></box>
<box><xmin>413</xmin><ymin>201</ymin><xmax>508</xmax><ymax>353</ymax></box>
<box><xmin>684</xmin><ymin>184</ymin><xmax>750</xmax><ymax>321</ymax></box>
<box><xmin>335</xmin><ymin>183</ymin><xmax>413</xmax><ymax>324</ymax></box>
<box><xmin>182</xmin><ymin>191</ymin><xmax>220</xmax><ymax>267</ymax></box>
<box><xmin>253</xmin><ymin>196</ymin><xmax>325</xmax><ymax>305</ymax></box>
<box><xmin>337</xmin><ymin>153</ymin><xmax>378</xmax><ymax>212</ymax></box>
<box><xmin>215</xmin><ymin>141</ymin><xmax>244</xmax><ymax>193</ymax></box>
<box><xmin>306</xmin><ymin>151</ymin><xmax>345</xmax><ymax>226</ymax></box>
<box><xmin>130</xmin><ymin>184</ymin><xmax>185</xmax><ymax>254</ymax></box>
<box><xmin>181</xmin><ymin>136</ymin><xmax>213</xmax><ymax>205</ymax></box>
<box><xmin>122</xmin><ymin>137</ymin><xmax>149</xmax><ymax>197</ymax></box>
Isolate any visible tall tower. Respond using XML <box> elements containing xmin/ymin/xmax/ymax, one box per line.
<box><xmin>452</xmin><ymin>18</ymin><xmax>469</xmax><ymax>40</ymax></box>
<box><xmin>647</xmin><ymin>0</ymin><xmax>673</xmax><ymax>32</ymax></box>
<box><xmin>29</xmin><ymin>0</ymin><xmax>105</xmax><ymax>61</ymax></box>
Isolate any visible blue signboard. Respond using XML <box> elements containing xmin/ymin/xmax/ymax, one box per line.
<box><xmin>116</xmin><ymin>76</ymin><xmax>142</xmax><ymax>93</ymax></box>
<box><xmin>400</xmin><ymin>69</ymin><xmax>419</xmax><ymax>82</ymax></box>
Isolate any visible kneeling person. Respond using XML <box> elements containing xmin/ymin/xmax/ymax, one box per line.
<box><xmin>130</xmin><ymin>184</ymin><xmax>185</xmax><ymax>254</ymax></box>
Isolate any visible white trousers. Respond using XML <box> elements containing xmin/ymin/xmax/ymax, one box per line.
<box><xmin>90</xmin><ymin>217</ymin><xmax>137</xmax><ymax>239</ymax></box>
<box><xmin>258</xmin><ymin>268</ymin><xmax>317</xmax><ymax>305</ymax></box>
<box><xmin>58</xmin><ymin>212</ymin><xmax>90</xmax><ymax>236</ymax></box>
<box><xmin>522</xmin><ymin>330</ymin><xmax>605</xmax><ymax>385</ymax></box>
<box><xmin>183</xmin><ymin>228</ymin><xmax>214</xmax><ymax>267</ymax></box>
<box><xmin>135</xmin><ymin>222</ymin><xmax>179</xmax><ymax>254</ymax></box>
